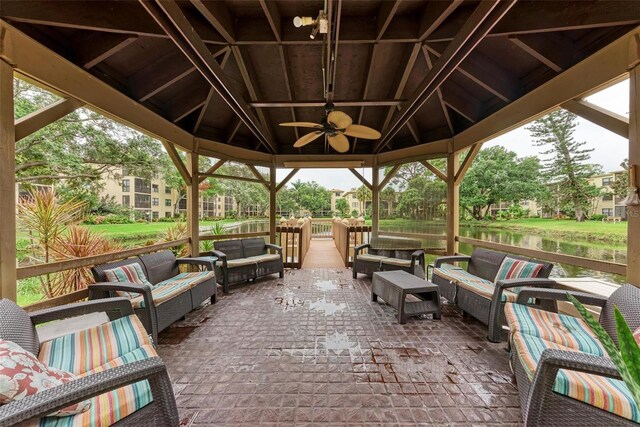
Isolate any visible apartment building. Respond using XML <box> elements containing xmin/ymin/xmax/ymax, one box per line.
<box><xmin>588</xmin><ymin>170</ymin><xmax>627</xmax><ymax>218</ymax></box>
<box><xmin>330</xmin><ymin>188</ymin><xmax>370</xmax><ymax>215</ymax></box>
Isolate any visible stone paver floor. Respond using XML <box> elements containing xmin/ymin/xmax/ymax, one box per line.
<box><xmin>157</xmin><ymin>268</ymin><xmax>521</xmax><ymax>426</ymax></box>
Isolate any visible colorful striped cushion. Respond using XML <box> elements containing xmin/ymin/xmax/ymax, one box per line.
<box><xmin>634</xmin><ymin>327</ymin><xmax>640</xmax><ymax>346</ymax></box>
<box><xmin>504</xmin><ymin>303</ymin><xmax>606</xmax><ymax>355</ymax></box>
<box><xmin>435</xmin><ymin>265</ymin><xmax>518</xmax><ymax>302</ymax></box>
<box><xmin>103</xmin><ymin>263</ymin><xmax>153</xmax><ymax>300</ymax></box>
<box><xmin>512</xmin><ymin>332</ymin><xmax>640</xmax><ymax>423</ymax></box>
<box><xmin>494</xmin><ymin>257</ymin><xmax>543</xmax><ymax>294</ymax></box>
<box><xmin>38</xmin><ymin>315</ymin><xmax>151</xmax><ymax>375</ymax></box>
<box><xmin>130</xmin><ymin>272</ymin><xmax>214</xmax><ymax>308</ymax></box>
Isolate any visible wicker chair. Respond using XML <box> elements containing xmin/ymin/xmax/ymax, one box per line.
<box><xmin>90</xmin><ymin>250</ymin><xmax>216</xmax><ymax>343</ymax></box>
<box><xmin>0</xmin><ymin>298</ymin><xmax>179</xmax><ymax>426</ymax></box>
<box><xmin>209</xmin><ymin>238</ymin><xmax>284</xmax><ymax>293</ymax></box>
<box><xmin>433</xmin><ymin>248</ymin><xmax>554</xmax><ymax>342</ymax></box>
<box><xmin>353</xmin><ymin>237</ymin><xmax>425</xmax><ymax>279</ymax></box>
<box><xmin>508</xmin><ymin>285</ymin><xmax>640</xmax><ymax>426</ymax></box>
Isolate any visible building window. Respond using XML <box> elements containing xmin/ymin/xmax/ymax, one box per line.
<box><xmin>122</xmin><ymin>195</ymin><xmax>130</xmax><ymax>207</ymax></box>
<box><xmin>602</xmin><ymin>177</ymin><xmax>612</xmax><ymax>186</ymax></box>
<box><xmin>165</xmin><ymin>186</ymin><xmax>172</xmax><ymax>194</ymax></box>
<box><xmin>122</xmin><ymin>167</ymin><xmax>130</xmax><ymax>177</ymax></box>
<box><xmin>602</xmin><ymin>208</ymin><xmax>613</xmax><ymax>216</ymax></box>
<box><xmin>152</xmin><ymin>211</ymin><xmax>159</xmax><ymax>220</ymax></box>
<box><xmin>165</xmin><ymin>199</ymin><xmax>172</xmax><ymax>207</ymax></box>
<box><xmin>352</xmin><ymin>202</ymin><xmax>359</xmax><ymax>208</ymax></box>
<box><xmin>122</xmin><ymin>179</ymin><xmax>130</xmax><ymax>192</ymax></box>
<box><xmin>135</xmin><ymin>194</ymin><xmax>151</xmax><ymax>209</ymax></box>
<box><xmin>165</xmin><ymin>212</ymin><xmax>172</xmax><ymax>218</ymax></box>
<box><xmin>134</xmin><ymin>178</ymin><xmax>151</xmax><ymax>194</ymax></box>
<box><xmin>152</xmin><ymin>197</ymin><xmax>159</xmax><ymax>206</ymax></box>
<box><xmin>152</xmin><ymin>184</ymin><xmax>159</xmax><ymax>193</ymax></box>
<box><xmin>602</xmin><ymin>193</ymin><xmax>613</xmax><ymax>201</ymax></box>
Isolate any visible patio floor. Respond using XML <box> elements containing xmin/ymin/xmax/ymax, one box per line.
<box><xmin>157</xmin><ymin>268</ymin><xmax>521</xmax><ymax>426</ymax></box>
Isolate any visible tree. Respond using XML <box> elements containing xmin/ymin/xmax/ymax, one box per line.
<box><xmin>611</xmin><ymin>159</ymin><xmax>630</xmax><ymax>199</ymax></box>
<box><xmin>288</xmin><ymin>180</ymin><xmax>331</xmax><ymax>215</ymax></box>
<box><xmin>162</xmin><ymin>155</ymin><xmax>221</xmax><ymax>215</ymax></box>
<box><xmin>527</xmin><ymin>110</ymin><xmax>602</xmax><ymax>221</ymax></box>
<box><xmin>335</xmin><ymin>198</ymin><xmax>349</xmax><ymax>217</ymax></box>
<box><xmin>355</xmin><ymin>185</ymin><xmax>372</xmax><ymax>215</ymax></box>
<box><xmin>14</xmin><ymin>79</ymin><xmax>165</xmax><ymax>200</ymax></box>
<box><xmin>380</xmin><ymin>187</ymin><xmax>396</xmax><ymax>218</ymax></box>
<box><xmin>460</xmin><ymin>146</ymin><xmax>545</xmax><ymax>220</ymax></box>
<box><xmin>217</xmin><ymin>163</ymin><xmax>269</xmax><ymax>217</ymax></box>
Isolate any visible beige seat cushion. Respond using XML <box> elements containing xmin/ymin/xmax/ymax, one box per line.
<box><xmin>381</xmin><ymin>258</ymin><xmax>411</xmax><ymax>267</ymax></box>
<box><xmin>356</xmin><ymin>253</ymin><xmax>388</xmax><ymax>262</ymax></box>
<box><xmin>225</xmin><ymin>258</ymin><xmax>259</xmax><ymax>268</ymax></box>
<box><xmin>247</xmin><ymin>254</ymin><xmax>281</xmax><ymax>263</ymax></box>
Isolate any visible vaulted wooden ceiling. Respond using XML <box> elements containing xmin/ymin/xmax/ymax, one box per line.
<box><xmin>2</xmin><ymin>0</ymin><xmax>638</xmax><ymax>156</ymax></box>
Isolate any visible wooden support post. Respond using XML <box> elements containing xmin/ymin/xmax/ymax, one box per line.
<box><xmin>269</xmin><ymin>165</ymin><xmax>276</xmax><ymax>244</ymax></box>
<box><xmin>372</xmin><ymin>167</ymin><xmax>380</xmax><ymax>238</ymax></box>
<box><xmin>186</xmin><ymin>152</ymin><xmax>199</xmax><ymax>257</ymax></box>
<box><xmin>0</xmin><ymin>59</ymin><xmax>17</xmax><ymax>301</ymax></box>
<box><xmin>628</xmin><ymin>40</ymin><xmax>640</xmax><ymax>286</ymax></box>
<box><xmin>446</xmin><ymin>151</ymin><xmax>460</xmax><ymax>255</ymax></box>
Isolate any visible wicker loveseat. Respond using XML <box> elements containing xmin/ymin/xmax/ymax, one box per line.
<box><xmin>90</xmin><ymin>250</ymin><xmax>216</xmax><ymax>342</ymax></box>
<box><xmin>353</xmin><ymin>237</ymin><xmax>425</xmax><ymax>279</ymax></box>
<box><xmin>209</xmin><ymin>237</ymin><xmax>284</xmax><ymax>293</ymax></box>
<box><xmin>0</xmin><ymin>298</ymin><xmax>178</xmax><ymax>426</ymax></box>
<box><xmin>506</xmin><ymin>285</ymin><xmax>640</xmax><ymax>426</ymax></box>
<box><xmin>433</xmin><ymin>248</ymin><xmax>554</xmax><ymax>342</ymax></box>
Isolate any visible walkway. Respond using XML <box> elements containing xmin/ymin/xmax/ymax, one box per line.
<box><xmin>157</xmin><ymin>269</ymin><xmax>520</xmax><ymax>425</ymax></box>
<box><xmin>301</xmin><ymin>238</ymin><xmax>345</xmax><ymax>269</ymax></box>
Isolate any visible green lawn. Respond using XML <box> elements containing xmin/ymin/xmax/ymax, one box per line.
<box><xmin>464</xmin><ymin>218</ymin><xmax>627</xmax><ymax>239</ymax></box>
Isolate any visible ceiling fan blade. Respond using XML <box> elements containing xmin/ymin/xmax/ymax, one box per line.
<box><xmin>293</xmin><ymin>131</ymin><xmax>324</xmax><ymax>148</ymax></box>
<box><xmin>343</xmin><ymin>124</ymin><xmax>382</xmax><ymax>140</ymax></box>
<box><xmin>327</xmin><ymin>111</ymin><xmax>353</xmax><ymax>129</ymax></box>
<box><xmin>279</xmin><ymin>122</ymin><xmax>322</xmax><ymax>129</ymax></box>
<box><xmin>327</xmin><ymin>133</ymin><xmax>350</xmax><ymax>153</ymax></box>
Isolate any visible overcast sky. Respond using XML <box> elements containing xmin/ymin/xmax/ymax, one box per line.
<box><xmin>277</xmin><ymin>79</ymin><xmax>630</xmax><ymax>190</ymax></box>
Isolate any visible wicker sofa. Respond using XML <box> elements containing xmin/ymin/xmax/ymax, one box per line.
<box><xmin>506</xmin><ymin>285</ymin><xmax>640</xmax><ymax>426</ymax></box>
<box><xmin>90</xmin><ymin>250</ymin><xmax>216</xmax><ymax>343</ymax></box>
<box><xmin>0</xmin><ymin>298</ymin><xmax>178</xmax><ymax>426</ymax></box>
<box><xmin>208</xmin><ymin>237</ymin><xmax>284</xmax><ymax>293</ymax></box>
<box><xmin>433</xmin><ymin>248</ymin><xmax>554</xmax><ymax>342</ymax></box>
<box><xmin>353</xmin><ymin>237</ymin><xmax>425</xmax><ymax>279</ymax></box>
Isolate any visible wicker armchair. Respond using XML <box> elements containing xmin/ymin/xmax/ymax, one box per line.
<box><xmin>432</xmin><ymin>248</ymin><xmax>554</xmax><ymax>342</ymax></box>
<box><xmin>0</xmin><ymin>298</ymin><xmax>179</xmax><ymax>426</ymax></box>
<box><xmin>508</xmin><ymin>285</ymin><xmax>640</xmax><ymax>426</ymax></box>
<box><xmin>90</xmin><ymin>250</ymin><xmax>217</xmax><ymax>342</ymax></box>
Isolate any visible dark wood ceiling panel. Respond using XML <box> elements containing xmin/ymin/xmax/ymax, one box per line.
<box><xmin>244</xmin><ymin>45</ymin><xmax>289</xmax><ymax>100</ymax></box>
<box><xmin>363</xmin><ymin>43</ymin><xmax>409</xmax><ymax>100</ymax></box>
<box><xmin>332</xmin><ymin>44</ymin><xmax>369</xmax><ymax>101</ymax></box>
<box><xmin>199</xmin><ymin>92</ymin><xmax>236</xmax><ymax>130</ymax></box>
<box><xmin>287</xmin><ymin>44</ymin><xmax>325</xmax><ymax>101</ymax></box>
<box><xmin>101</xmin><ymin>37</ymin><xmax>175</xmax><ymax>78</ymax></box>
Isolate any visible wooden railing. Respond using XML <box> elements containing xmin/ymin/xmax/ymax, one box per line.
<box><xmin>199</xmin><ymin>232</ymin><xmax>269</xmax><ymax>241</ymax></box>
<box><xmin>332</xmin><ymin>221</ymin><xmax>372</xmax><ymax>267</ymax></box>
<box><xmin>276</xmin><ymin>221</ymin><xmax>311</xmax><ymax>268</ymax></box>
<box><xmin>311</xmin><ymin>219</ymin><xmax>334</xmax><ymax>238</ymax></box>
<box><xmin>457</xmin><ymin>236</ymin><xmax>626</xmax><ymax>276</ymax></box>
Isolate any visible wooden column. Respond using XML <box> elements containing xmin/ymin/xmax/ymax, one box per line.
<box><xmin>371</xmin><ymin>167</ymin><xmax>380</xmax><ymax>238</ymax></box>
<box><xmin>186</xmin><ymin>152</ymin><xmax>199</xmax><ymax>257</ymax></box>
<box><xmin>628</xmin><ymin>42</ymin><xmax>640</xmax><ymax>286</ymax></box>
<box><xmin>269</xmin><ymin>165</ymin><xmax>276</xmax><ymax>244</ymax></box>
<box><xmin>0</xmin><ymin>59</ymin><xmax>17</xmax><ymax>301</ymax></box>
<box><xmin>446</xmin><ymin>151</ymin><xmax>460</xmax><ymax>255</ymax></box>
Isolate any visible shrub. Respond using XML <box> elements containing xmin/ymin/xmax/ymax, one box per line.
<box><xmin>590</xmin><ymin>214</ymin><xmax>606</xmax><ymax>221</ymax></box>
<box><xmin>157</xmin><ymin>216</ymin><xmax>177</xmax><ymax>222</ymax></box>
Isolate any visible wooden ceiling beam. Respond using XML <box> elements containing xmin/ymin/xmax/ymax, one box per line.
<box><xmin>442</xmin><ymin>81</ymin><xmax>482</xmax><ymax>124</ymax></box>
<box><xmin>226</xmin><ymin>118</ymin><xmax>242</xmax><ymax>144</ymax></box>
<box><xmin>198</xmin><ymin>159</ymin><xmax>226</xmax><ymax>183</ymax></box>
<box><xmin>74</xmin><ymin>33</ymin><xmax>137</xmax><ymax>69</ymax></box>
<box><xmin>189</xmin><ymin>0</ymin><xmax>235</xmax><ymax>44</ymax></box>
<box><xmin>259</xmin><ymin>0</ymin><xmax>281</xmax><ymax>42</ymax></box>
<box><xmin>420</xmin><ymin>160</ymin><xmax>447</xmax><ymax>182</ymax></box>
<box><xmin>276</xmin><ymin>169</ymin><xmax>299</xmax><ymax>192</ymax></box>
<box><xmin>194</xmin><ymin>48</ymin><xmax>230</xmax><ymax>133</ymax></box>
<box><xmin>418</xmin><ymin>0</ymin><xmax>463</xmax><ymax>41</ymax></box>
<box><xmin>162</xmin><ymin>140</ymin><xmax>191</xmax><ymax>184</ymax></box>
<box><xmin>15</xmin><ymin>97</ymin><xmax>84</xmax><ymax>141</ymax></box>
<box><xmin>381</xmin><ymin>43</ymin><xmax>422</xmax><ymax>133</ymax></box>
<box><xmin>379</xmin><ymin>164</ymin><xmax>401</xmax><ymax>189</ymax></box>
<box><xmin>352</xmin><ymin>43</ymin><xmax>379</xmax><ymax>153</ymax></box>
<box><xmin>141</xmin><ymin>0</ymin><xmax>275</xmax><ymax>153</ymax></box>
<box><xmin>454</xmin><ymin>143</ymin><xmax>482</xmax><ymax>184</ymax></box>
<box><xmin>250</xmin><ymin>100</ymin><xmax>403</xmax><ymax>108</ymax></box>
<box><xmin>375</xmin><ymin>1</ymin><xmax>516</xmax><ymax>153</ymax></box>
<box><xmin>277</xmin><ymin>45</ymin><xmax>299</xmax><ymax>142</ymax></box>
<box><xmin>169</xmin><ymin>83</ymin><xmax>209</xmax><ymax>123</ymax></box>
<box><xmin>349</xmin><ymin>168</ymin><xmax>372</xmax><ymax>190</ymax></box>
<box><xmin>509</xmin><ymin>34</ymin><xmax>574</xmax><ymax>72</ymax></box>
<box><xmin>562</xmin><ymin>99</ymin><xmax>629</xmax><ymax>138</ymax></box>
<box><xmin>422</xmin><ymin>46</ymin><xmax>453</xmax><ymax>135</ymax></box>
<box><xmin>428</xmin><ymin>1</ymin><xmax>640</xmax><ymax>42</ymax></box>
<box><xmin>377</xmin><ymin>0</ymin><xmax>402</xmax><ymax>41</ymax></box>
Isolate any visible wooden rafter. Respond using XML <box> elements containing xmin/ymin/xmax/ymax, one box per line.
<box><xmin>200</xmin><ymin>173</ymin><xmax>268</xmax><ymax>185</ymax></box>
<box><xmin>226</xmin><ymin>118</ymin><xmax>242</xmax><ymax>144</ymax></box>
<box><xmin>418</xmin><ymin>0</ymin><xmax>463</xmax><ymax>41</ymax></box>
<box><xmin>509</xmin><ymin>34</ymin><xmax>573</xmax><ymax>72</ymax></box>
<box><xmin>194</xmin><ymin>47</ymin><xmax>231</xmax><ymax>133</ymax></box>
<box><xmin>376</xmin><ymin>0</ymin><xmax>401</xmax><ymax>41</ymax></box>
<box><xmin>349</xmin><ymin>168</ymin><xmax>372</xmax><ymax>190</ymax></box>
<box><xmin>277</xmin><ymin>45</ymin><xmax>299</xmax><ymax>142</ymax></box>
<box><xmin>246</xmin><ymin>164</ymin><xmax>270</xmax><ymax>191</ymax></box>
<box><xmin>422</xmin><ymin>47</ymin><xmax>453</xmax><ymax>135</ymax></box>
<box><xmin>15</xmin><ymin>97</ymin><xmax>84</xmax><ymax>141</ymax></box>
<box><xmin>420</xmin><ymin>160</ymin><xmax>447</xmax><ymax>182</ymax></box>
<box><xmin>454</xmin><ymin>143</ymin><xmax>482</xmax><ymax>185</ymax></box>
<box><xmin>259</xmin><ymin>0</ymin><xmax>281</xmax><ymax>42</ymax></box>
<box><xmin>74</xmin><ymin>33</ymin><xmax>137</xmax><ymax>69</ymax></box>
<box><xmin>375</xmin><ymin>0</ymin><xmax>516</xmax><ymax>153</ymax></box>
<box><xmin>189</xmin><ymin>0</ymin><xmax>234</xmax><ymax>44</ymax></box>
<box><xmin>142</xmin><ymin>0</ymin><xmax>275</xmax><ymax>153</ymax></box>
<box><xmin>162</xmin><ymin>140</ymin><xmax>191</xmax><ymax>184</ymax></box>
<box><xmin>562</xmin><ymin>99</ymin><xmax>629</xmax><ymax>138</ymax></box>
<box><xmin>253</xmin><ymin>100</ymin><xmax>403</xmax><ymax>108</ymax></box>
<box><xmin>198</xmin><ymin>159</ymin><xmax>226</xmax><ymax>183</ymax></box>
<box><xmin>276</xmin><ymin>169</ymin><xmax>299</xmax><ymax>192</ymax></box>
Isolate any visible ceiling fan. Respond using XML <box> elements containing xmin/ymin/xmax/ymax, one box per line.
<box><xmin>279</xmin><ymin>103</ymin><xmax>381</xmax><ymax>153</ymax></box>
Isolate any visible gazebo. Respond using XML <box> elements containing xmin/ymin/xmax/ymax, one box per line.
<box><xmin>0</xmin><ymin>1</ymin><xmax>639</xmax><ymax>423</ymax></box>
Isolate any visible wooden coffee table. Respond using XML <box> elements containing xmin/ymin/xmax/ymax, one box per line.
<box><xmin>371</xmin><ymin>270</ymin><xmax>441</xmax><ymax>324</ymax></box>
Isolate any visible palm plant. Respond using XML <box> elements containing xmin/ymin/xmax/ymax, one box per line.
<box><xmin>163</xmin><ymin>221</ymin><xmax>188</xmax><ymax>257</ymax></box>
<box><xmin>568</xmin><ymin>293</ymin><xmax>640</xmax><ymax>408</ymax></box>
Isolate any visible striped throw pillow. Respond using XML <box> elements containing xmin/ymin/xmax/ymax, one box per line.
<box><xmin>103</xmin><ymin>263</ymin><xmax>153</xmax><ymax>299</ymax></box>
<box><xmin>494</xmin><ymin>257</ymin><xmax>544</xmax><ymax>294</ymax></box>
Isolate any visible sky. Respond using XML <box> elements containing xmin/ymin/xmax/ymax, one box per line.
<box><xmin>277</xmin><ymin>79</ymin><xmax>630</xmax><ymax>190</ymax></box>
